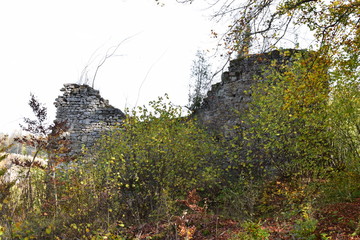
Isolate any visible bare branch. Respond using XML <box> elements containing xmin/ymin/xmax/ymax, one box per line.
<box><xmin>91</xmin><ymin>33</ymin><xmax>141</xmax><ymax>88</ymax></box>
<box><xmin>135</xmin><ymin>50</ymin><xmax>168</xmax><ymax>107</ymax></box>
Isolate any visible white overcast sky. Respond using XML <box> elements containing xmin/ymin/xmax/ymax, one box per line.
<box><xmin>0</xmin><ymin>0</ymin><xmax>221</xmax><ymax>134</ymax></box>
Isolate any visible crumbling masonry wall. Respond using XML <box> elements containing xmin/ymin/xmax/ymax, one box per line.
<box><xmin>54</xmin><ymin>84</ymin><xmax>125</xmax><ymax>156</ymax></box>
<box><xmin>54</xmin><ymin>50</ymin><xmax>304</xmax><ymax>156</ymax></box>
<box><xmin>194</xmin><ymin>49</ymin><xmax>304</xmax><ymax>137</ymax></box>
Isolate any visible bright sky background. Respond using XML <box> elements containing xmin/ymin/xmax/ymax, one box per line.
<box><xmin>0</xmin><ymin>0</ymin><xmax>220</xmax><ymax>134</ymax></box>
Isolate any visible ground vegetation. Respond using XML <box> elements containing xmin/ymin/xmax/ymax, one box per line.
<box><xmin>0</xmin><ymin>0</ymin><xmax>359</xmax><ymax>238</ymax></box>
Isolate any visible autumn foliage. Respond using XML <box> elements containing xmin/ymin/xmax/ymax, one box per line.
<box><xmin>0</xmin><ymin>0</ymin><xmax>359</xmax><ymax>238</ymax></box>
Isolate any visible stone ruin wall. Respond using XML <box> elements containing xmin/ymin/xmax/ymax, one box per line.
<box><xmin>194</xmin><ymin>49</ymin><xmax>303</xmax><ymax>137</ymax></box>
<box><xmin>54</xmin><ymin>84</ymin><xmax>126</xmax><ymax>156</ymax></box>
<box><xmin>54</xmin><ymin>50</ymin><xmax>303</xmax><ymax>156</ymax></box>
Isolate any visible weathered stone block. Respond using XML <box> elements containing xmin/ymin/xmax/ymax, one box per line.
<box><xmin>54</xmin><ymin>84</ymin><xmax>126</xmax><ymax>156</ymax></box>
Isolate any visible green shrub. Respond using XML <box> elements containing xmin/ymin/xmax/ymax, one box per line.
<box><xmin>215</xmin><ymin>179</ymin><xmax>261</xmax><ymax>220</ymax></box>
<box><xmin>291</xmin><ymin>217</ymin><xmax>318</xmax><ymax>240</ymax></box>
<box><xmin>319</xmin><ymin>170</ymin><xmax>360</xmax><ymax>203</ymax></box>
<box><xmin>71</xmin><ymin>95</ymin><xmax>221</xmax><ymax>224</ymax></box>
<box><xmin>231</xmin><ymin>221</ymin><xmax>270</xmax><ymax>240</ymax></box>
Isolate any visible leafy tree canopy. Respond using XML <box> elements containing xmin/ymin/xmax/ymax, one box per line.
<box><xmin>176</xmin><ymin>0</ymin><xmax>359</xmax><ymax>58</ymax></box>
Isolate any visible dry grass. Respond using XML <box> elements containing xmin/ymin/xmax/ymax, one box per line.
<box><xmin>0</xmin><ymin>153</ymin><xmax>47</xmax><ymax>183</ymax></box>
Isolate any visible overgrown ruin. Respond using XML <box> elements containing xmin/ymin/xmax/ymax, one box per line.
<box><xmin>54</xmin><ymin>84</ymin><xmax>125</xmax><ymax>156</ymax></box>
<box><xmin>54</xmin><ymin>49</ymin><xmax>304</xmax><ymax>156</ymax></box>
<box><xmin>194</xmin><ymin>49</ymin><xmax>303</xmax><ymax>137</ymax></box>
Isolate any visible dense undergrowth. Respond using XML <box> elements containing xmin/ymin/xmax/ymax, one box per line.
<box><xmin>1</xmin><ymin>49</ymin><xmax>360</xmax><ymax>239</ymax></box>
